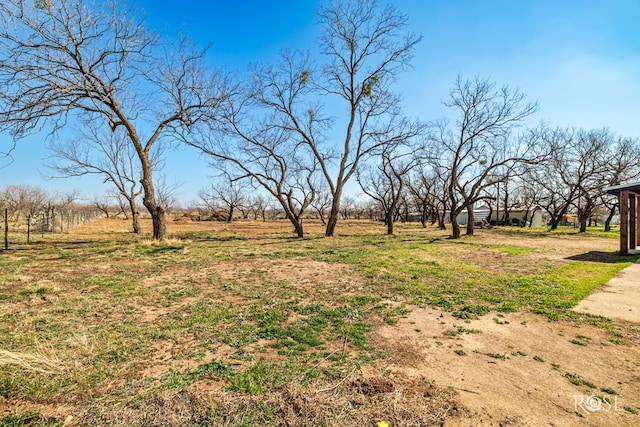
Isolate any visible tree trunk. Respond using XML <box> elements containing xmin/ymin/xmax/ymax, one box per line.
<box><xmin>579</xmin><ymin>219</ymin><xmax>587</xmax><ymax>233</ymax></box>
<box><xmin>548</xmin><ymin>208</ymin><xmax>568</xmax><ymax>231</ymax></box>
<box><xmin>326</xmin><ymin>215</ymin><xmax>338</xmax><ymax>236</ymax></box>
<box><xmin>144</xmin><ymin>204</ymin><xmax>166</xmax><ymax>239</ymax></box>
<box><xmin>450</xmin><ymin>206</ymin><xmax>462</xmax><ymax>238</ymax></box>
<box><xmin>127</xmin><ymin>198</ymin><xmax>141</xmax><ymax>234</ymax></box>
<box><xmin>435</xmin><ymin>206</ymin><xmax>446</xmax><ymax>230</ymax></box>
<box><xmin>604</xmin><ymin>205</ymin><xmax>616</xmax><ymax>232</ymax></box>
<box><xmin>286</xmin><ymin>214</ymin><xmax>304</xmax><ymax>238</ymax></box>
<box><xmin>578</xmin><ymin>203</ymin><xmax>592</xmax><ymax>233</ymax></box>
<box><xmin>502</xmin><ymin>191</ymin><xmax>510</xmax><ymax>223</ymax></box>
<box><xmin>293</xmin><ymin>220</ymin><xmax>304</xmax><ymax>238</ymax></box>
<box><xmin>438</xmin><ymin>213</ymin><xmax>446</xmax><ymax>230</ymax></box>
<box><xmin>451</xmin><ymin>218</ymin><xmax>461</xmax><ymax>238</ymax></box>
<box><xmin>325</xmin><ymin>192</ymin><xmax>342</xmax><ymax>237</ymax></box>
<box><xmin>528</xmin><ymin>209</ymin><xmax>537</xmax><ymax>228</ymax></box>
<box><xmin>141</xmin><ymin>183</ymin><xmax>166</xmax><ymax>239</ymax></box>
<box><xmin>138</xmin><ymin>142</ymin><xmax>166</xmax><ymax>239</ymax></box>
<box><xmin>486</xmin><ymin>204</ymin><xmax>494</xmax><ymax>224</ymax></box>
<box><xmin>318</xmin><ymin>209</ymin><xmax>327</xmax><ymax>225</ymax></box>
<box><xmin>466</xmin><ymin>204</ymin><xmax>475</xmax><ymax>236</ymax></box>
<box><xmin>227</xmin><ymin>206</ymin><xmax>234</xmax><ymax>223</ymax></box>
<box><xmin>386</xmin><ymin>211</ymin><xmax>394</xmax><ymax>235</ymax></box>
<box><xmin>132</xmin><ymin>211</ymin><xmax>141</xmax><ymax>234</ymax></box>
<box><xmin>420</xmin><ymin>208</ymin><xmax>427</xmax><ymax>228</ymax></box>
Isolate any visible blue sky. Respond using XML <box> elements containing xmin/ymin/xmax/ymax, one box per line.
<box><xmin>2</xmin><ymin>0</ymin><xmax>639</xmax><ymax>204</ymax></box>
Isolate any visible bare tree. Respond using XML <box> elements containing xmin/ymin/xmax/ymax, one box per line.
<box><xmin>309</xmin><ymin>0</ymin><xmax>423</xmax><ymax>236</ymax></box>
<box><xmin>0</xmin><ymin>0</ymin><xmax>227</xmax><ymax>238</ymax></box>
<box><xmin>185</xmin><ymin>51</ymin><xmax>318</xmax><ymax>238</ymax></box>
<box><xmin>0</xmin><ymin>184</ymin><xmax>51</xmax><ymax>225</ymax></box>
<box><xmin>92</xmin><ymin>195</ymin><xmax>112</xmax><ymax>219</ymax></box>
<box><xmin>107</xmin><ymin>188</ymin><xmax>131</xmax><ymax>219</ymax></box>
<box><xmin>199</xmin><ymin>177</ymin><xmax>249</xmax><ymax>223</ymax></box>
<box><xmin>309</xmin><ymin>187</ymin><xmax>331</xmax><ymax>225</ymax></box>
<box><xmin>248</xmin><ymin>195</ymin><xmax>268</xmax><ymax>222</ymax></box>
<box><xmin>357</xmin><ymin>141</ymin><xmax>419</xmax><ymax>234</ymax></box>
<box><xmin>340</xmin><ymin>196</ymin><xmax>357</xmax><ymax>220</ymax></box>
<box><xmin>526</xmin><ymin>127</ymin><xmax>575</xmax><ymax>230</ymax></box>
<box><xmin>572</xmin><ymin>129</ymin><xmax>613</xmax><ymax>232</ymax></box>
<box><xmin>600</xmin><ymin>136</ymin><xmax>640</xmax><ymax>231</ymax></box>
<box><xmin>187</xmin><ymin>1</ymin><xmax>422</xmax><ymax>238</ymax></box>
<box><xmin>532</xmin><ymin>126</ymin><xmax>611</xmax><ymax>231</ymax></box>
<box><xmin>47</xmin><ymin>122</ymin><xmax>152</xmax><ymax>233</ymax></box>
<box><xmin>483</xmin><ymin>169</ymin><xmax>523</xmax><ymax>225</ymax></box>
<box><xmin>406</xmin><ymin>165</ymin><xmax>449</xmax><ymax>229</ymax></box>
<box><xmin>499</xmin><ymin>172</ymin><xmax>545</xmax><ymax>227</ymax></box>
<box><xmin>432</xmin><ymin>76</ymin><xmax>540</xmax><ymax>238</ymax></box>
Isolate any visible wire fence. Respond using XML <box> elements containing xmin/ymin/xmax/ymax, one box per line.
<box><xmin>2</xmin><ymin>207</ymin><xmax>102</xmax><ymax>248</ymax></box>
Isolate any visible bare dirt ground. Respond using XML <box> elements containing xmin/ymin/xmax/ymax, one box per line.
<box><xmin>374</xmin><ymin>308</ymin><xmax>640</xmax><ymax>427</ymax></box>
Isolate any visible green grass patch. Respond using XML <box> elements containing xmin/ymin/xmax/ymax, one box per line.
<box><xmin>485</xmin><ymin>352</ymin><xmax>508</xmax><ymax>360</ymax></box>
<box><xmin>445</xmin><ymin>326</ymin><xmax>481</xmax><ymax>338</ymax></box>
<box><xmin>565</xmin><ymin>372</ymin><xmax>596</xmax><ymax>388</ymax></box>
<box><xmin>0</xmin><ymin>411</ymin><xmax>62</xmax><ymax>427</ymax></box>
<box><xmin>453</xmin><ymin>304</ymin><xmax>491</xmax><ymax>319</ymax></box>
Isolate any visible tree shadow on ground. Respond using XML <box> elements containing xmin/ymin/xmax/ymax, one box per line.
<box><xmin>565</xmin><ymin>251</ymin><xmax>639</xmax><ymax>263</ymax></box>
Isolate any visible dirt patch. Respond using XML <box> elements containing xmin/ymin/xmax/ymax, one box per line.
<box><xmin>374</xmin><ymin>308</ymin><xmax>640</xmax><ymax>426</ymax></box>
<box><xmin>209</xmin><ymin>258</ymin><xmax>367</xmax><ymax>300</ymax></box>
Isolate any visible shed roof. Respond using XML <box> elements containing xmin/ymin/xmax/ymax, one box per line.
<box><xmin>604</xmin><ymin>182</ymin><xmax>640</xmax><ymax>195</ymax></box>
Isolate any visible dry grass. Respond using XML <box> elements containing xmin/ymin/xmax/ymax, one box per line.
<box><xmin>138</xmin><ymin>237</ymin><xmax>191</xmax><ymax>247</ymax></box>
<box><xmin>79</xmin><ymin>375</ymin><xmax>461</xmax><ymax>427</ymax></box>
<box><xmin>0</xmin><ymin>348</ymin><xmax>65</xmax><ymax>375</ymax></box>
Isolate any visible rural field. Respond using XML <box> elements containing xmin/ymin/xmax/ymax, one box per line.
<box><xmin>1</xmin><ymin>217</ymin><xmax>639</xmax><ymax>426</ymax></box>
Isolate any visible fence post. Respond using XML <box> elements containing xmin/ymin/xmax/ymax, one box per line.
<box><xmin>4</xmin><ymin>208</ymin><xmax>8</xmax><ymax>250</ymax></box>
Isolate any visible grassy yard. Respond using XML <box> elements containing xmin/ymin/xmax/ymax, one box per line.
<box><xmin>0</xmin><ymin>219</ymin><xmax>636</xmax><ymax>426</ymax></box>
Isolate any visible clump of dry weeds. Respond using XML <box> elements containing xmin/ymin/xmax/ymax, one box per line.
<box><xmin>74</xmin><ymin>375</ymin><xmax>462</xmax><ymax>426</ymax></box>
<box><xmin>0</xmin><ymin>348</ymin><xmax>66</xmax><ymax>375</ymax></box>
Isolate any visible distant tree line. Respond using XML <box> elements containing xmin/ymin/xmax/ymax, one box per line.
<box><xmin>1</xmin><ymin>0</ymin><xmax>637</xmax><ymax>239</ymax></box>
